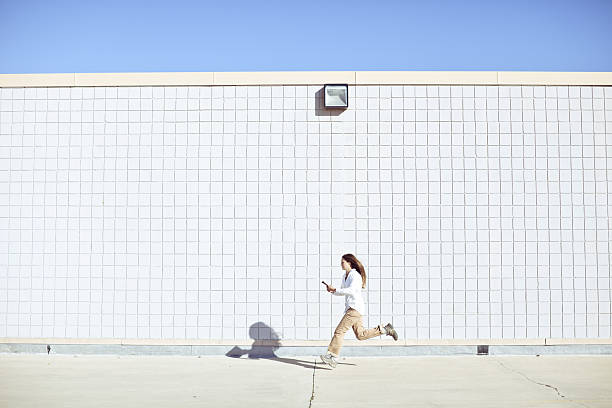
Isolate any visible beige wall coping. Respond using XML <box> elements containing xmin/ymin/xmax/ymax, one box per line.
<box><xmin>0</xmin><ymin>73</ymin><xmax>76</xmax><ymax>87</ymax></box>
<box><xmin>1</xmin><ymin>338</ymin><xmax>611</xmax><ymax>346</ymax></box>
<box><xmin>0</xmin><ymin>71</ymin><xmax>611</xmax><ymax>87</ymax></box>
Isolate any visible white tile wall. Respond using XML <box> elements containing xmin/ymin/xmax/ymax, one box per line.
<box><xmin>0</xmin><ymin>85</ymin><xmax>611</xmax><ymax>340</ymax></box>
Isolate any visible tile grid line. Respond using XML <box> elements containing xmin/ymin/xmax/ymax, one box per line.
<box><xmin>86</xmin><ymin>88</ymin><xmax>92</xmax><ymax>338</ymax></box>
<box><xmin>123</xmin><ymin>89</ymin><xmax>129</xmax><ymax>339</ymax></box>
<box><xmin>538</xmin><ymin>86</ymin><xmax>545</xmax><ymax>337</ymax></box>
<box><xmin>546</xmin><ymin>87</ymin><xmax>553</xmax><ymax>337</ymax></box>
<box><xmin>257</xmin><ymin>86</ymin><xmax>261</xmax><ymax>338</ymax></box>
<box><xmin>151</xmin><ymin>87</ymin><xmax>157</xmax><ymax>338</ymax></box>
<box><xmin>43</xmin><ymin>89</ymin><xmax>50</xmax><ymax>338</ymax></box>
<box><xmin>581</xmin><ymin>87</ymin><xmax>587</xmax><ymax>337</ymax></box>
<box><xmin>378</xmin><ymin>85</ymin><xmax>382</xmax><ymax>335</ymax></box>
<box><xmin>554</xmin><ymin>87</ymin><xmax>563</xmax><ymax>337</ymax></box>
<box><xmin>568</xmin><ymin>88</ymin><xmax>577</xmax><ymax>337</ymax></box>
<box><xmin>559</xmin><ymin>86</ymin><xmax>571</xmax><ymax>321</ymax></box>
<box><xmin>29</xmin><ymin>91</ymin><xmax>36</xmax><ymax>337</ymax></box>
<box><xmin>80</xmin><ymin>88</ymin><xmax>86</xmax><ymax>339</ymax></box>
<box><xmin>318</xmin><ymin>87</ymin><xmax>323</xmax><ymax>340</ymax></box>
<box><xmin>439</xmin><ymin>88</ymin><xmax>444</xmax><ymax>337</ymax></box>
<box><xmin>584</xmin><ymin>87</ymin><xmax>592</xmax><ymax>338</ymax></box>
<box><xmin>235</xmin><ymin>87</ymin><xmax>239</xmax><ymax>339</ymax></box>
<box><xmin>427</xmin><ymin>85</ymin><xmax>432</xmax><ymax>339</ymax></box>
<box><xmin>15</xmin><ymin>89</ymin><xmax>21</xmax><ymax>336</ymax></box>
<box><xmin>608</xmin><ymin>89</ymin><xmax>612</xmax><ymax>334</ymax></box>
<box><xmin>455</xmin><ymin>86</ymin><xmax>463</xmax><ymax>338</ymax></box>
<box><xmin>115</xmin><ymin>89</ymin><xmax>122</xmax><ymax>339</ymax></box>
<box><xmin>22</xmin><ymin>89</ymin><xmax>29</xmax><ymax>338</ymax></box>
<box><xmin>3</xmin><ymin>92</ymin><xmax>9</xmax><ymax>336</ymax></box>
<box><xmin>160</xmin><ymin>87</ymin><xmax>166</xmax><ymax>339</ymax></box>
<box><xmin>606</xmin><ymin>91</ymin><xmax>612</xmax><ymax>333</ymax></box>
<box><xmin>207</xmin><ymin>86</ymin><xmax>212</xmax><ymax>339</ymax></box>
<box><xmin>522</xmin><ymin>87</ymin><xmax>529</xmax><ymax>336</ymax></box>
<box><xmin>487</xmin><ymin>87</ymin><xmax>494</xmax><ymax>336</ymax></box>
<box><xmin>535</xmin><ymin>86</ymin><xmax>542</xmax><ymax>337</ymax></box>
<box><xmin>393</xmin><ymin>85</ymin><xmax>399</xmax><ymax>338</ymax></box>
<box><xmin>592</xmin><ymin>87</ymin><xmax>601</xmax><ymax>338</ymax></box>
<box><xmin>505</xmin><ymin>87</ymin><xmax>513</xmax><ymax>336</ymax></box>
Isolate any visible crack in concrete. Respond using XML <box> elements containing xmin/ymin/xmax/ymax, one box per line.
<box><xmin>491</xmin><ymin>357</ymin><xmax>591</xmax><ymax>408</ymax></box>
<box><xmin>308</xmin><ymin>359</ymin><xmax>317</xmax><ymax>408</ymax></box>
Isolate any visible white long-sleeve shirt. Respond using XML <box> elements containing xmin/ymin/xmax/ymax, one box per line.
<box><xmin>332</xmin><ymin>269</ymin><xmax>365</xmax><ymax>315</ymax></box>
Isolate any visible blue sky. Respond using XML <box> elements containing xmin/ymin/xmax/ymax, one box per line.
<box><xmin>1</xmin><ymin>0</ymin><xmax>611</xmax><ymax>73</ymax></box>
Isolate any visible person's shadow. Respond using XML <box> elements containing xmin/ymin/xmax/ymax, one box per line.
<box><xmin>225</xmin><ymin>322</ymin><xmax>353</xmax><ymax>370</ymax></box>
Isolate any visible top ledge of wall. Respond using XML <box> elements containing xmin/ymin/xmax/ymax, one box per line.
<box><xmin>0</xmin><ymin>71</ymin><xmax>611</xmax><ymax>87</ymax></box>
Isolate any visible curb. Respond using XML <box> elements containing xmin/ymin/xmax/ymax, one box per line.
<box><xmin>2</xmin><ymin>343</ymin><xmax>612</xmax><ymax>357</ymax></box>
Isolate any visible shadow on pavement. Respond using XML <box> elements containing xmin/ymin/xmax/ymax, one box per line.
<box><xmin>226</xmin><ymin>322</ymin><xmax>355</xmax><ymax>370</ymax></box>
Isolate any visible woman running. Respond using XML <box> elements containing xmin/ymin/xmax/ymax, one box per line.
<box><xmin>320</xmin><ymin>254</ymin><xmax>398</xmax><ymax>368</ymax></box>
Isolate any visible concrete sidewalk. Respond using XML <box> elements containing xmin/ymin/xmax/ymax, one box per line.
<box><xmin>0</xmin><ymin>354</ymin><xmax>611</xmax><ymax>408</ymax></box>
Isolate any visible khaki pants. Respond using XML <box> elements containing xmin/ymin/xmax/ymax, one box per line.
<box><xmin>327</xmin><ymin>308</ymin><xmax>383</xmax><ymax>357</ymax></box>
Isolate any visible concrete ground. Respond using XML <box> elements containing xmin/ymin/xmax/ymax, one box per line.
<box><xmin>0</xmin><ymin>354</ymin><xmax>611</xmax><ymax>408</ymax></box>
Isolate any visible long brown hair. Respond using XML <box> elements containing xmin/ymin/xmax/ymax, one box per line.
<box><xmin>342</xmin><ymin>254</ymin><xmax>366</xmax><ymax>289</ymax></box>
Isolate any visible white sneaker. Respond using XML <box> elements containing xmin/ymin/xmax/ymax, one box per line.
<box><xmin>319</xmin><ymin>353</ymin><xmax>337</xmax><ymax>368</ymax></box>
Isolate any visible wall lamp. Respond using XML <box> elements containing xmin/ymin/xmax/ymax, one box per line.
<box><xmin>323</xmin><ymin>84</ymin><xmax>348</xmax><ymax>109</ymax></box>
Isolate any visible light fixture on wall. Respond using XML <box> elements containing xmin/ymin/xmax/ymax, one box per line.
<box><xmin>323</xmin><ymin>84</ymin><xmax>348</xmax><ymax>108</ymax></box>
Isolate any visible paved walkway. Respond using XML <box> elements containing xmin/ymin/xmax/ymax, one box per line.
<box><xmin>1</xmin><ymin>354</ymin><xmax>611</xmax><ymax>407</ymax></box>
